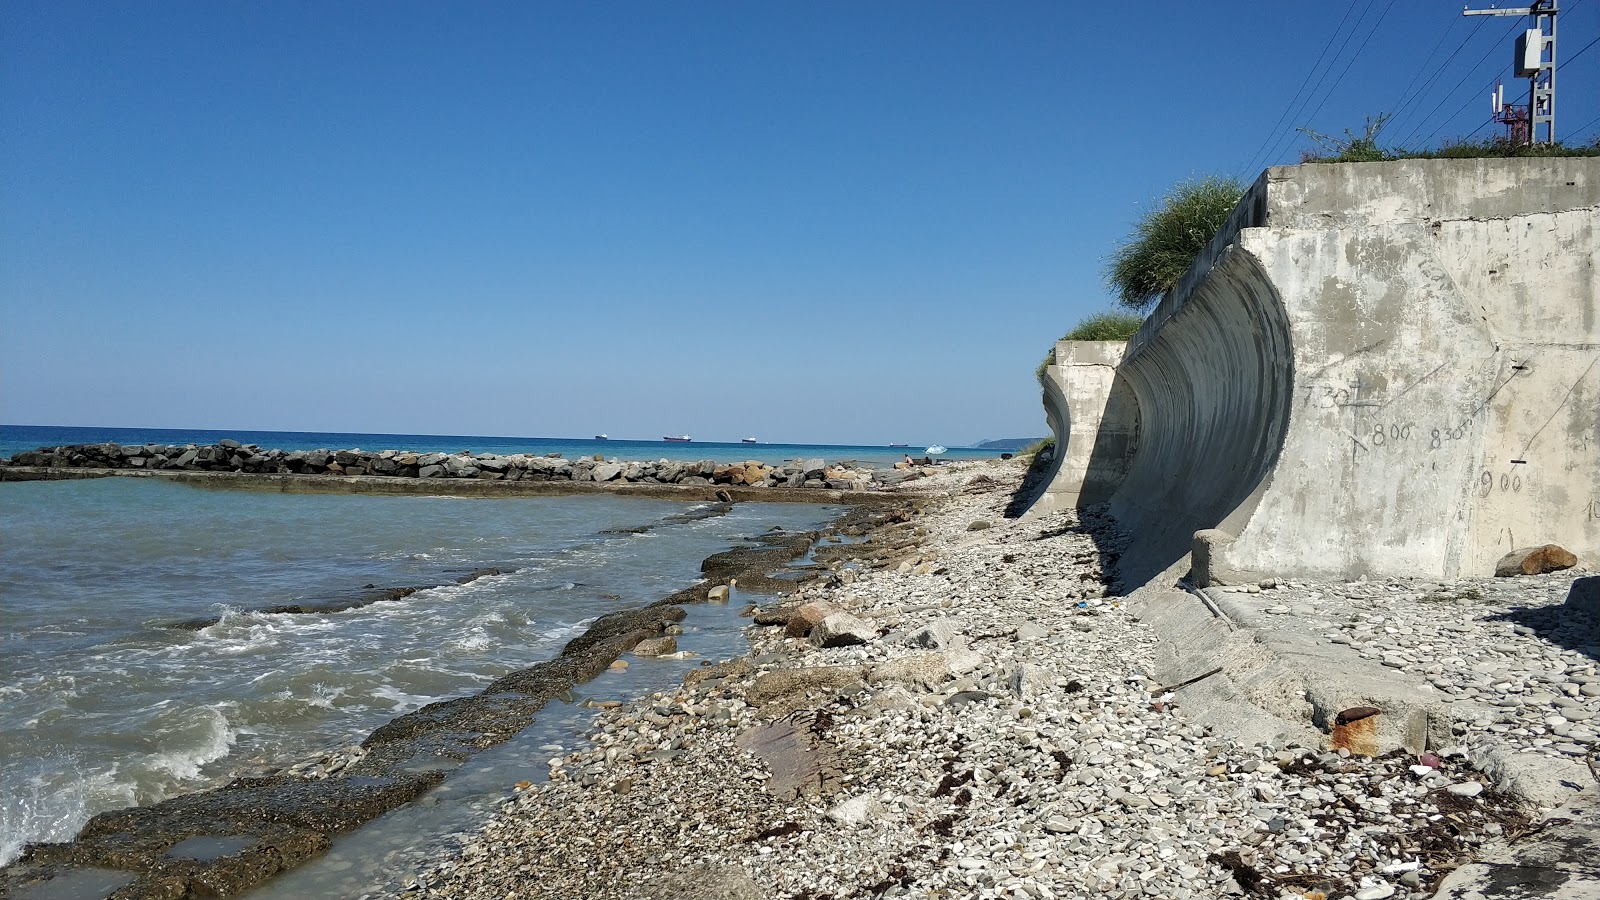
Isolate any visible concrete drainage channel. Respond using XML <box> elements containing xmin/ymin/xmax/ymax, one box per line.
<box><xmin>1129</xmin><ymin>564</ymin><xmax>1600</xmax><ymax>897</ymax></box>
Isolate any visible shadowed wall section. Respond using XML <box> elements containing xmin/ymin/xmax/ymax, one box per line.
<box><xmin>1109</xmin><ymin>242</ymin><xmax>1295</xmax><ymax>584</ymax></box>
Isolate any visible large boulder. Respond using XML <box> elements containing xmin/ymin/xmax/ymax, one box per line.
<box><xmin>906</xmin><ymin>619</ymin><xmax>961</xmax><ymax>650</ymax></box>
<box><xmin>784</xmin><ymin>601</ymin><xmax>839</xmax><ymax>638</ymax></box>
<box><xmin>869</xmin><ymin>653</ymin><xmax>954</xmax><ymax>689</ymax></box>
<box><xmin>1496</xmin><ymin>544</ymin><xmax>1579</xmax><ymax>577</ymax></box>
<box><xmin>810</xmin><ymin>612</ymin><xmax>877</xmax><ymax>648</ymax></box>
<box><xmin>744</xmin><ymin>665</ymin><xmax>867</xmax><ymax>707</ymax></box>
<box><xmin>632</xmin><ymin>636</ymin><xmax>677</xmax><ymax>657</ymax></box>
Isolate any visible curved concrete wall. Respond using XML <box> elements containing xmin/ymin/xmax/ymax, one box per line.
<box><xmin>1081</xmin><ymin>157</ymin><xmax>1599</xmax><ymax>582</ymax></box>
<box><xmin>1027</xmin><ymin>340</ymin><xmax>1137</xmax><ymax>518</ymax></box>
<box><xmin>1109</xmin><ymin>245</ymin><xmax>1295</xmax><ymax>579</ymax></box>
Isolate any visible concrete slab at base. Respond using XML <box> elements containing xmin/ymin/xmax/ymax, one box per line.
<box><xmin>1434</xmin><ymin>796</ymin><xmax>1600</xmax><ymax>899</ymax></box>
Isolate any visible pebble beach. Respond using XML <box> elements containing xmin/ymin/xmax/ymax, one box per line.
<box><xmin>398</xmin><ymin>458</ymin><xmax>1594</xmax><ymax>900</ymax></box>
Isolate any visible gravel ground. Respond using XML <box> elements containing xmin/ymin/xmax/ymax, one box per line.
<box><xmin>405</xmin><ymin>459</ymin><xmax>1584</xmax><ymax>900</ymax></box>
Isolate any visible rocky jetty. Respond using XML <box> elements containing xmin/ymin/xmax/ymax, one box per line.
<box><xmin>1</xmin><ymin>442</ymin><xmax>923</xmax><ymax>490</ymax></box>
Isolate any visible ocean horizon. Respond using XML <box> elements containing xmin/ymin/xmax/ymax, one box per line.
<box><xmin>0</xmin><ymin>425</ymin><xmax>1007</xmax><ymax>469</ymax></box>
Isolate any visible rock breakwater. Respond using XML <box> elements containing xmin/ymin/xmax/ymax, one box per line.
<box><xmin>1</xmin><ymin>442</ymin><xmax>923</xmax><ymax>490</ymax></box>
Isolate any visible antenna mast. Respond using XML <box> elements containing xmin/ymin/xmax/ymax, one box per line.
<box><xmin>1463</xmin><ymin>1</ymin><xmax>1558</xmax><ymax>144</ymax></box>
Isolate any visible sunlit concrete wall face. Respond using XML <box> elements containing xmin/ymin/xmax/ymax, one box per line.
<box><xmin>1106</xmin><ymin>157</ymin><xmax>1599</xmax><ymax>583</ymax></box>
<box><xmin>1029</xmin><ymin>340</ymin><xmax>1138</xmax><ymax>519</ymax></box>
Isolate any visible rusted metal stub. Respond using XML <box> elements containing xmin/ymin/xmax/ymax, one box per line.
<box><xmin>1332</xmin><ymin>705</ymin><xmax>1381</xmax><ymax>757</ymax></box>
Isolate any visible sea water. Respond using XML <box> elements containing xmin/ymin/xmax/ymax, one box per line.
<box><xmin>0</xmin><ymin>425</ymin><xmax>1003</xmax><ymax>468</ymax></box>
<box><xmin>0</xmin><ymin>476</ymin><xmax>844</xmax><ymax>866</ymax></box>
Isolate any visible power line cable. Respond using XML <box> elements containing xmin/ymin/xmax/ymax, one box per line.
<box><xmin>1420</xmin><ymin>69</ymin><xmax>1508</xmax><ymax>145</ymax></box>
<box><xmin>1397</xmin><ymin>17</ymin><xmax>1525</xmax><ymax>148</ymax></box>
<box><xmin>1236</xmin><ymin>3</ymin><xmax>1362</xmax><ymax>179</ymax></box>
<box><xmin>1298</xmin><ymin>0</ymin><xmax>1401</xmax><ymax>134</ymax></box>
<box><xmin>1255</xmin><ymin>0</ymin><xmax>1381</xmax><ymax>170</ymax></box>
<box><xmin>1560</xmin><ymin>33</ymin><xmax>1600</xmax><ymax>68</ymax></box>
<box><xmin>1388</xmin><ymin>18</ymin><xmax>1487</xmax><ymax>134</ymax></box>
<box><xmin>1387</xmin><ymin>13</ymin><xmax>1467</xmax><ymax>121</ymax></box>
<box><xmin>1568</xmin><ymin>111</ymin><xmax>1600</xmax><ymax>137</ymax></box>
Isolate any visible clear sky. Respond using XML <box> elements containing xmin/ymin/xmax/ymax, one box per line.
<box><xmin>4</xmin><ymin>1</ymin><xmax>1597</xmax><ymax>446</ymax></box>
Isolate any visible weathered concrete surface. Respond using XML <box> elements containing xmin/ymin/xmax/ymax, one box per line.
<box><xmin>1025</xmin><ymin>340</ymin><xmax>1139</xmax><ymax>518</ymax></box>
<box><xmin>1129</xmin><ymin>562</ymin><xmax>1454</xmax><ymax>759</ymax></box>
<box><xmin>1433</xmin><ymin>795</ymin><xmax>1600</xmax><ymax>899</ymax></box>
<box><xmin>1089</xmin><ymin>157</ymin><xmax>1598</xmax><ymax>583</ymax></box>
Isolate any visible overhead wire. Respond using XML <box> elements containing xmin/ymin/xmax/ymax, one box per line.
<box><xmin>1568</xmin><ymin>110</ymin><xmax>1600</xmax><ymax>137</ymax></box>
<box><xmin>1298</xmin><ymin>0</ymin><xmax>1401</xmax><ymax>134</ymax></box>
<box><xmin>1560</xmin><ymin>33</ymin><xmax>1600</xmax><ymax>68</ymax></box>
<box><xmin>1387</xmin><ymin>18</ymin><xmax>1487</xmax><ymax>133</ymax></box>
<box><xmin>1253</xmin><ymin>0</ymin><xmax>1381</xmax><ymax>172</ymax></box>
<box><xmin>1386</xmin><ymin>12</ymin><xmax>1468</xmax><ymax>124</ymax></box>
<box><xmin>1420</xmin><ymin>69</ymin><xmax>1509</xmax><ymax>145</ymax></box>
<box><xmin>1395</xmin><ymin>17</ymin><xmax>1526</xmax><ymax>148</ymax></box>
<box><xmin>1236</xmin><ymin>2</ymin><xmax>1362</xmax><ymax>179</ymax></box>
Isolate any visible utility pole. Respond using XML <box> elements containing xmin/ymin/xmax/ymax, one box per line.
<box><xmin>1463</xmin><ymin>1</ymin><xmax>1558</xmax><ymax>144</ymax></box>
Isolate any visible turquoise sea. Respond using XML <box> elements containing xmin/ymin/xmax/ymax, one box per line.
<box><xmin>0</xmin><ymin>425</ymin><xmax>1001</xmax><ymax>468</ymax></box>
<box><xmin>0</xmin><ymin>471</ymin><xmax>848</xmax><ymax>872</ymax></box>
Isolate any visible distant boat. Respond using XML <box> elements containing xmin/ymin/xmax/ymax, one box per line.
<box><xmin>925</xmin><ymin>445</ymin><xmax>947</xmax><ymax>455</ymax></box>
<box><xmin>595</xmin><ymin>434</ymin><xmax>609</xmax><ymax>440</ymax></box>
<box><xmin>889</xmin><ymin>443</ymin><xmax>908</xmax><ymax>448</ymax></box>
<box><xmin>741</xmin><ymin>437</ymin><xmax>758</xmax><ymax>444</ymax></box>
<box><xmin>662</xmin><ymin>435</ymin><xmax>692</xmax><ymax>442</ymax></box>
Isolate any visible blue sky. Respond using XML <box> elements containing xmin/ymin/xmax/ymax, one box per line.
<box><xmin>4</xmin><ymin>1</ymin><xmax>1597</xmax><ymax>446</ymax></box>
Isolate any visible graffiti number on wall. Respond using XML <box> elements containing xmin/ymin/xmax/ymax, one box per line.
<box><xmin>1371</xmin><ymin>423</ymin><xmax>1414</xmax><ymax>447</ymax></box>
<box><xmin>1479</xmin><ymin>470</ymin><xmax>1525</xmax><ymax>498</ymax></box>
<box><xmin>1429</xmin><ymin>422</ymin><xmax>1471</xmax><ymax>451</ymax></box>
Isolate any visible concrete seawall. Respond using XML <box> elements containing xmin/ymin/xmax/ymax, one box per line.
<box><xmin>1040</xmin><ymin>157</ymin><xmax>1599</xmax><ymax>582</ymax></box>
<box><xmin>1027</xmin><ymin>340</ymin><xmax>1137</xmax><ymax>518</ymax></box>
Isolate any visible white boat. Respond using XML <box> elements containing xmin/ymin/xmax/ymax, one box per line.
<box><xmin>595</xmin><ymin>434</ymin><xmax>609</xmax><ymax>440</ymax></box>
<box><xmin>741</xmin><ymin>437</ymin><xmax>758</xmax><ymax>444</ymax></box>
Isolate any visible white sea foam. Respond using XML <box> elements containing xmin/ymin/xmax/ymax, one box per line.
<box><xmin>0</xmin><ymin>760</ymin><xmax>135</xmax><ymax>867</ymax></box>
<box><xmin>146</xmin><ymin>705</ymin><xmax>239</xmax><ymax>781</ymax></box>
<box><xmin>370</xmin><ymin>684</ymin><xmax>434</xmax><ymax>714</ymax></box>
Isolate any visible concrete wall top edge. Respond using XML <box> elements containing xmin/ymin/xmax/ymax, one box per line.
<box><xmin>1127</xmin><ymin>158</ymin><xmax>1598</xmax><ymax>367</ymax></box>
<box><xmin>1264</xmin><ymin>157</ymin><xmax>1600</xmax><ymax>229</ymax></box>
<box><xmin>1055</xmin><ymin>340</ymin><xmax>1130</xmax><ymax>367</ymax></box>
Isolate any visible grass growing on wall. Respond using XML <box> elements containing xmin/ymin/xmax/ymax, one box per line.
<box><xmin>1105</xmin><ymin>176</ymin><xmax>1244</xmax><ymax>311</ymax></box>
<box><xmin>1298</xmin><ymin>114</ymin><xmax>1600</xmax><ymax>163</ymax></box>
<box><xmin>1035</xmin><ymin>312</ymin><xmax>1145</xmax><ymax>384</ymax></box>
<box><xmin>1065</xmin><ymin>312</ymin><xmax>1144</xmax><ymax>341</ymax></box>
<box><xmin>1020</xmin><ymin>437</ymin><xmax>1054</xmax><ymax>458</ymax></box>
